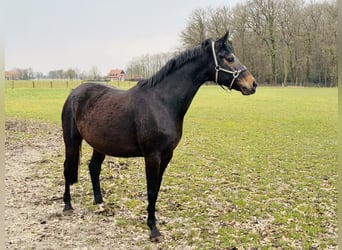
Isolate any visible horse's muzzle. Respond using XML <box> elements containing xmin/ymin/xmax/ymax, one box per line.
<box><xmin>240</xmin><ymin>80</ymin><xmax>257</xmax><ymax>95</ymax></box>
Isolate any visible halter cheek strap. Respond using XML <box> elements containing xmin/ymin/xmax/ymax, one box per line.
<box><xmin>211</xmin><ymin>41</ymin><xmax>246</xmax><ymax>90</ymax></box>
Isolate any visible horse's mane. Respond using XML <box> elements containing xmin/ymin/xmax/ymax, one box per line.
<box><xmin>137</xmin><ymin>39</ymin><xmax>210</xmax><ymax>87</ymax></box>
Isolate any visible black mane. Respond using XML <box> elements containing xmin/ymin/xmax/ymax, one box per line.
<box><xmin>137</xmin><ymin>39</ymin><xmax>211</xmax><ymax>87</ymax></box>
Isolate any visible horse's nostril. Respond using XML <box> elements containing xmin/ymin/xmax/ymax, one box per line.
<box><xmin>253</xmin><ymin>81</ymin><xmax>258</xmax><ymax>88</ymax></box>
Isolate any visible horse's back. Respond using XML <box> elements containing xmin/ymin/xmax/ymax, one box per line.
<box><xmin>69</xmin><ymin>82</ymin><xmax>121</xmax><ymax>100</ymax></box>
<box><xmin>64</xmin><ymin>82</ymin><xmax>124</xmax><ymax>119</ymax></box>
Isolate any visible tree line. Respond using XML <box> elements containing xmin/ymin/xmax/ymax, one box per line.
<box><xmin>8</xmin><ymin>0</ymin><xmax>336</xmax><ymax>86</ymax></box>
<box><xmin>6</xmin><ymin>66</ymin><xmax>102</xmax><ymax>81</ymax></box>
<box><xmin>125</xmin><ymin>53</ymin><xmax>174</xmax><ymax>80</ymax></box>
<box><xmin>127</xmin><ymin>0</ymin><xmax>337</xmax><ymax>87</ymax></box>
<box><xmin>47</xmin><ymin>66</ymin><xmax>102</xmax><ymax>80</ymax></box>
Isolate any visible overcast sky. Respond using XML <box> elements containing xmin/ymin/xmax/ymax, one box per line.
<box><xmin>2</xmin><ymin>0</ymin><xmax>242</xmax><ymax>75</ymax></box>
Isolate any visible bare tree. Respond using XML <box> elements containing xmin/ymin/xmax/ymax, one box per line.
<box><xmin>231</xmin><ymin>3</ymin><xmax>269</xmax><ymax>82</ymax></box>
<box><xmin>206</xmin><ymin>6</ymin><xmax>232</xmax><ymax>39</ymax></box>
<box><xmin>278</xmin><ymin>0</ymin><xmax>304</xmax><ymax>86</ymax></box>
<box><xmin>126</xmin><ymin>52</ymin><xmax>173</xmax><ymax>80</ymax></box>
<box><xmin>245</xmin><ymin>0</ymin><xmax>281</xmax><ymax>85</ymax></box>
<box><xmin>180</xmin><ymin>8</ymin><xmax>208</xmax><ymax>48</ymax></box>
<box><xmin>301</xmin><ymin>2</ymin><xmax>321</xmax><ymax>85</ymax></box>
<box><xmin>316</xmin><ymin>1</ymin><xmax>337</xmax><ymax>86</ymax></box>
<box><xmin>64</xmin><ymin>68</ymin><xmax>78</xmax><ymax>80</ymax></box>
<box><xmin>89</xmin><ymin>66</ymin><xmax>101</xmax><ymax>80</ymax></box>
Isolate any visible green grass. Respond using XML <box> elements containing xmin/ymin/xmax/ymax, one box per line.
<box><xmin>5</xmin><ymin>88</ymin><xmax>68</xmax><ymax>123</ymax></box>
<box><xmin>5</xmin><ymin>84</ymin><xmax>338</xmax><ymax>248</ymax></box>
<box><xmin>5</xmin><ymin>80</ymin><xmax>136</xmax><ymax>123</ymax></box>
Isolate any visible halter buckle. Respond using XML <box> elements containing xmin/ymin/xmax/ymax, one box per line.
<box><xmin>232</xmin><ymin>71</ymin><xmax>239</xmax><ymax>78</ymax></box>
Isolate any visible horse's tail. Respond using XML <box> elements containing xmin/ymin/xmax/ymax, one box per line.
<box><xmin>62</xmin><ymin>95</ymin><xmax>82</xmax><ymax>185</ymax></box>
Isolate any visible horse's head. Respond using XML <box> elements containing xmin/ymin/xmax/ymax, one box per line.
<box><xmin>209</xmin><ymin>32</ymin><xmax>257</xmax><ymax>95</ymax></box>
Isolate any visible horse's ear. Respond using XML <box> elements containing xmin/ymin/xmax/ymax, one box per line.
<box><xmin>216</xmin><ymin>31</ymin><xmax>229</xmax><ymax>46</ymax></box>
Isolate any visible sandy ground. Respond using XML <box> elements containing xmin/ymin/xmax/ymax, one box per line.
<box><xmin>5</xmin><ymin>118</ymin><xmax>168</xmax><ymax>250</ymax></box>
<box><xmin>5</xmin><ymin>118</ymin><xmax>337</xmax><ymax>249</ymax></box>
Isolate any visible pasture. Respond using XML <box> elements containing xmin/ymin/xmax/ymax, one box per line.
<box><xmin>5</xmin><ymin>82</ymin><xmax>338</xmax><ymax>248</ymax></box>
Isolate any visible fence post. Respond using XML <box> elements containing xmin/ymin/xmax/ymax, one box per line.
<box><xmin>50</xmin><ymin>81</ymin><xmax>53</xmax><ymax>88</ymax></box>
<box><xmin>32</xmin><ymin>80</ymin><xmax>35</xmax><ymax>88</ymax></box>
<box><xmin>66</xmin><ymin>80</ymin><xmax>69</xmax><ymax>88</ymax></box>
<box><xmin>12</xmin><ymin>80</ymin><xmax>14</xmax><ymax>89</ymax></box>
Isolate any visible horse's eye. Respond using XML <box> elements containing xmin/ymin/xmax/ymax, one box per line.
<box><xmin>227</xmin><ymin>56</ymin><xmax>235</xmax><ymax>63</ymax></box>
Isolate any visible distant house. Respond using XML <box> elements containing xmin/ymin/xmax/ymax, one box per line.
<box><xmin>5</xmin><ymin>70</ymin><xmax>20</xmax><ymax>80</ymax></box>
<box><xmin>107</xmin><ymin>69</ymin><xmax>126</xmax><ymax>81</ymax></box>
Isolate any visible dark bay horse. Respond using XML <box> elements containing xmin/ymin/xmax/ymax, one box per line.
<box><xmin>61</xmin><ymin>32</ymin><xmax>257</xmax><ymax>241</ymax></box>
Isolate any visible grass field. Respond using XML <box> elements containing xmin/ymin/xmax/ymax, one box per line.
<box><xmin>5</xmin><ymin>80</ymin><xmax>135</xmax><ymax>122</ymax></box>
<box><xmin>5</xmin><ymin>83</ymin><xmax>338</xmax><ymax>248</ymax></box>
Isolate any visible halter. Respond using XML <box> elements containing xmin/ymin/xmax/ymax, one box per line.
<box><xmin>211</xmin><ymin>40</ymin><xmax>247</xmax><ymax>90</ymax></box>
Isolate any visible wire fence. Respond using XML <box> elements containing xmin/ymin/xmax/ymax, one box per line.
<box><xmin>5</xmin><ymin>80</ymin><xmax>137</xmax><ymax>89</ymax></box>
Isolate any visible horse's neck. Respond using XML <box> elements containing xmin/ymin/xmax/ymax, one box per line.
<box><xmin>154</xmin><ymin>56</ymin><xmax>210</xmax><ymax>119</ymax></box>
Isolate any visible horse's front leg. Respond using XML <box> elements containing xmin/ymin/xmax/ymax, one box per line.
<box><xmin>89</xmin><ymin>150</ymin><xmax>105</xmax><ymax>206</ymax></box>
<box><xmin>145</xmin><ymin>153</ymin><xmax>163</xmax><ymax>242</ymax></box>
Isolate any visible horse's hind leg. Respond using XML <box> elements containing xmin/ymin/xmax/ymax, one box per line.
<box><xmin>88</xmin><ymin>150</ymin><xmax>105</xmax><ymax>205</ymax></box>
<box><xmin>63</xmin><ymin>138</ymin><xmax>82</xmax><ymax>213</ymax></box>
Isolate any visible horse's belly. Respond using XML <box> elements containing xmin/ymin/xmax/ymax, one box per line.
<box><xmin>85</xmin><ymin>136</ymin><xmax>142</xmax><ymax>157</ymax></box>
<box><xmin>80</xmin><ymin>124</ymin><xmax>142</xmax><ymax>157</ymax></box>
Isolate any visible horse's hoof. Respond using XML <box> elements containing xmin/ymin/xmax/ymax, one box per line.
<box><xmin>150</xmin><ymin>230</ymin><xmax>163</xmax><ymax>243</ymax></box>
<box><xmin>63</xmin><ymin>208</ymin><xmax>74</xmax><ymax>216</ymax></box>
<box><xmin>150</xmin><ymin>235</ymin><xmax>163</xmax><ymax>243</ymax></box>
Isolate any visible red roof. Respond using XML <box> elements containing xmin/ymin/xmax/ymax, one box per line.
<box><xmin>108</xmin><ymin>69</ymin><xmax>125</xmax><ymax>76</ymax></box>
<box><xmin>5</xmin><ymin>70</ymin><xmax>20</xmax><ymax>79</ymax></box>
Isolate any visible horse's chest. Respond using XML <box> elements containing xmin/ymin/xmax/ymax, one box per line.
<box><xmin>139</xmin><ymin>121</ymin><xmax>182</xmax><ymax>152</ymax></box>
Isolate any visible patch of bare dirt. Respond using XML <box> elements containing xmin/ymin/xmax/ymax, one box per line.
<box><xmin>4</xmin><ymin>118</ymin><xmax>163</xmax><ymax>249</ymax></box>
